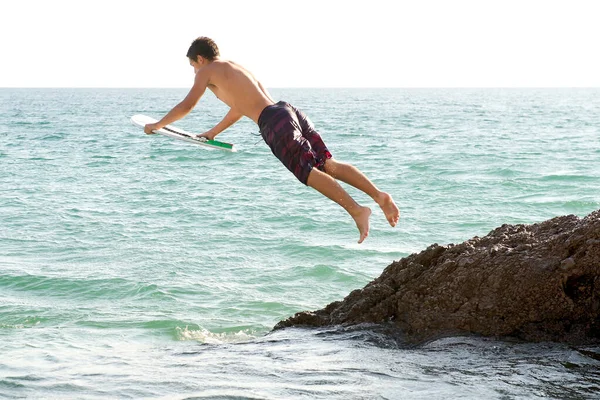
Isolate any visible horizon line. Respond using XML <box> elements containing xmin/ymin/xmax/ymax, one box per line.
<box><xmin>2</xmin><ymin>86</ymin><xmax>600</xmax><ymax>90</ymax></box>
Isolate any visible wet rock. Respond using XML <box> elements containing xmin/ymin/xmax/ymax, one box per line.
<box><xmin>274</xmin><ymin>210</ymin><xmax>600</xmax><ymax>344</ymax></box>
<box><xmin>561</xmin><ymin>257</ymin><xmax>576</xmax><ymax>270</ymax></box>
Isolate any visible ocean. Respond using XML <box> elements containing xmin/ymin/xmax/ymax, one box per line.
<box><xmin>1</xmin><ymin>88</ymin><xmax>599</xmax><ymax>399</ymax></box>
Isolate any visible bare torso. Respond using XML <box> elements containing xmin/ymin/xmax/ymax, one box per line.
<box><xmin>203</xmin><ymin>60</ymin><xmax>275</xmax><ymax>123</ymax></box>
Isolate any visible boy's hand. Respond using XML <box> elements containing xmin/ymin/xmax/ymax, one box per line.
<box><xmin>144</xmin><ymin>123</ymin><xmax>160</xmax><ymax>134</ymax></box>
<box><xmin>195</xmin><ymin>132</ymin><xmax>216</xmax><ymax>141</ymax></box>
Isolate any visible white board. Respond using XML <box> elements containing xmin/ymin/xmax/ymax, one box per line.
<box><xmin>130</xmin><ymin>114</ymin><xmax>236</xmax><ymax>152</ymax></box>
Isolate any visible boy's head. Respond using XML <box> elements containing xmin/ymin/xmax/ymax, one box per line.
<box><xmin>186</xmin><ymin>37</ymin><xmax>220</xmax><ymax>63</ymax></box>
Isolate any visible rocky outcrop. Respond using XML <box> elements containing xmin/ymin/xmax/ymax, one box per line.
<box><xmin>275</xmin><ymin>210</ymin><xmax>600</xmax><ymax>344</ymax></box>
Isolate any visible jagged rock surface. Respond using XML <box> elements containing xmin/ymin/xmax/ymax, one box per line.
<box><xmin>275</xmin><ymin>210</ymin><xmax>600</xmax><ymax>343</ymax></box>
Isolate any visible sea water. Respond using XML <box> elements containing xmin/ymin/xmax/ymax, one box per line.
<box><xmin>1</xmin><ymin>88</ymin><xmax>599</xmax><ymax>399</ymax></box>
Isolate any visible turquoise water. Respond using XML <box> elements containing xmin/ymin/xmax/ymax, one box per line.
<box><xmin>1</xmin><ymin>88</ymin><xmax>599</xmax><ymax>398</ymax></box>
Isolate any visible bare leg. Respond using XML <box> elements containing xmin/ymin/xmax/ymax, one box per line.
<box><xmin>306</xmin><ymin>168</ymin><xmax>371</xmax><ymax>244</ymax></box>
<box><xmin>324</xmin><ymin>158</ymin><xmax>400</xmax><ymax>227</ymax></box>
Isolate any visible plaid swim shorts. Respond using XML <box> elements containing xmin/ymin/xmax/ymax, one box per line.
<box><xmin>258</xmin><ymin>101</ymin><xmax>332</xmax><ymax>185</ymax></box>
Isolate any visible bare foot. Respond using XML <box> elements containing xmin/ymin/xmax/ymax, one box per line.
<box><xmin>376</xmin><ymin>192</ymin><xmax>400</xmax><ymax>227</ymax></box>
<box><xmin>351</xmin><ymin>206</ymin><xmax>371</xmax><ymax>244</ymax></box>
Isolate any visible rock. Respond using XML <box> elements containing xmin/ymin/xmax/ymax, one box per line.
<box><xmin>560</xmin><ymin>257</ymin><xmax>576</xmax><ymax>270</ymax></box>
<box><xmin>274</xmin><ymin>210</ymin><xmax>600</xmax><ymax>344</ymax></box>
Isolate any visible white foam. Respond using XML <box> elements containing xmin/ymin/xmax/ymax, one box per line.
<box><xmin>175</xmin><ymin>326</ymin><xmax>257</xmax><ymax>344</ymax></box>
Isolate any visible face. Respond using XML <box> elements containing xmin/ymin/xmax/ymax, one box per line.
<box><xmin>189</xmin><ymin>57</ymin><xmax>202</xmax><ymax>74</ymax></box>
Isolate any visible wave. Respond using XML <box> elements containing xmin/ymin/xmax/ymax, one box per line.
<box><xmin>0</xmin><ymin>273</ymin><xmax>175</xmax><ymax>302</ymax></box>
<box><xmin>175</xmin><ymin>326</ymin><xmax>257</xmax><ymax>344</ymax></box>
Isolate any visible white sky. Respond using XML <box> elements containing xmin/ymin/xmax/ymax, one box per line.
<box><xmin>1</xmin><ymin>0</ymin><xmax>599</xmax><ymax>88</ymax></box>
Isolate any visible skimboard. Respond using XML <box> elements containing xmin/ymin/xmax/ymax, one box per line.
<box><xmin>130</xmin><ymin>114</ymin><xmax>236</xmax><ymax>152</ymax></box>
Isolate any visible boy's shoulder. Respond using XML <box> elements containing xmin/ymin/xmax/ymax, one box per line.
<box><xmin>205</xmin><ymin>59</ymin><xmax>234</xmax><ymax>74</ymax></box>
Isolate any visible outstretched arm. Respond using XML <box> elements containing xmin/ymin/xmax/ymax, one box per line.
<box><xmin>197</xmin><ymin>108</ymin><xmax>243</xmax><ymax>140</ymax></box>
<box><xmin>144</xmin><ymin>70</ymin><xmax>209</xmax><ymax>134</ymax></box>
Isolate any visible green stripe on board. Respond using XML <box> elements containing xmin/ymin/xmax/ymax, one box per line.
<box><xmin>206</xmin><ymin>140</ymin><xmax>234</xmax><ymax>150</ymax></box>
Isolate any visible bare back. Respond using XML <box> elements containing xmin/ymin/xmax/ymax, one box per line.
<box><xmin>202</xmin><ymin>60</ymin><xmax>275</xmax><ymax>123</ymax></box>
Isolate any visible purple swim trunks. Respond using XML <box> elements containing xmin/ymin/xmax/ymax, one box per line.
<box><xmin>258</xmin><ymin>101</ymin><xmax>332</xmax><ymax>185</ymax></box>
